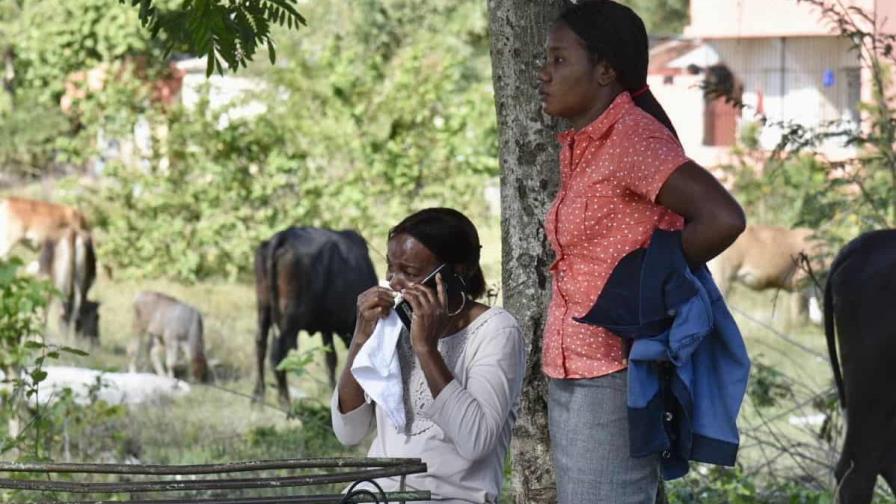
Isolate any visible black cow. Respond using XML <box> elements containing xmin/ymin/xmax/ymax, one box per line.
<box><xmin>253</xmin><ymin>227</ymin><xmax>378</xmax><ymax>405</ymax></box>
<box><xmin>824</xmin><ymin>229</ymin><xmax>896</xmax><ymax>503</ymax></box>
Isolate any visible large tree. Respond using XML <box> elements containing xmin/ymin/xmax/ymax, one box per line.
<box><xmin>487</xmin><ymin>2</ymin><xmax>564</xmax><ymax>502</ymax></box>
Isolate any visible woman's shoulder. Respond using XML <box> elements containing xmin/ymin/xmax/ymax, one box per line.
<box><xmin>616</xmin><ymin>104</ymin><xmax>678</xmax><ymax>139</ymax></box>
<box><xmin>470</xmin><ymin>306</ymin><xmax>520</xmax><ymax>330</ymax></box>
<box><xmin>466</xmin><ymin>306</ymin><xmax>523</xmax><ymax>342</ymax></box>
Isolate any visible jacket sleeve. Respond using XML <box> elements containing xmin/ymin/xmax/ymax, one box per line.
<box><xmin>330</xmin><ymin>388</ymin><xmax>375</xmax><ymax>447</ymax></box>
<box><xmin>421</xmin><ymin>323</ymin><xmax>526</xmax><ymax>461</ymax></box>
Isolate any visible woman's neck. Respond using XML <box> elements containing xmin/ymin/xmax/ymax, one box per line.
<box><xmin>444</xmin><ymin>300</ymin><xmax>488</xmax><ymax>337</ymax></box>
<box><xmin>570</xmin><ymin>84</ymin><xmax>625</xmax><ymax>130</ymax></box>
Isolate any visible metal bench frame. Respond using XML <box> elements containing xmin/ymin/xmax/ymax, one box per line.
<box><xmin>0</xmin><ymin>457</ymin><xmax>430</xmax><ymax>503</ymax></box>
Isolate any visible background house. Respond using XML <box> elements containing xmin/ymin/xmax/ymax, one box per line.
<box><xmin>651</xmin><ymin>0</ymin><xmax>896</xmax><ymax>166</ymax></box>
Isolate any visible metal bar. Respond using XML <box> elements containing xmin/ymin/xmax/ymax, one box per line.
<box><xmin>55</xmin><ymin>490</ymin><xmax>432</xmax><ymax>504</ymax></box>
<box><xmin>0</xmin><ymin>464</ymin><xmax>428</xmax><ymax>494</ymax></box>
<box><xmin>0</xmin><ymin>458</ymin><xmax>425</xmax><ymax>475</ymax></box>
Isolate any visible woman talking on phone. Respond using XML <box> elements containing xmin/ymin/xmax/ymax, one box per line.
<box><xmin>331</xmin><ymin>207</ymin><xmax>526</xmax><ymax>504</ymax></box>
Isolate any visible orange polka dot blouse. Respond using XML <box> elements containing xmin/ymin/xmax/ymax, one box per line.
<box><xmin>543</xmin><ymin>91</ymin><xmax>689</xmax><ymax>379</ymax></box>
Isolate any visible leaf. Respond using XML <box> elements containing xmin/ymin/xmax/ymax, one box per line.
<box><xmin>267</xmin><ymin>39</ymin><xmax>276</xmax><ymax>65</ymax></box>
<box><xmin>59</xmin><ymin>346</ymin><xmax>89</xmax><ymax>356</ymax></box>
<box><xmin>30</xmin><ymin>369</ymin><xmax>48</xmax><ymax>383</ymax></box>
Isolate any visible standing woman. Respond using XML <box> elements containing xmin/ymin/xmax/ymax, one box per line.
<box><xmin>537</xmin><ymin>1</ymin><xmax>746</xmax><ymax>502</ymax></box>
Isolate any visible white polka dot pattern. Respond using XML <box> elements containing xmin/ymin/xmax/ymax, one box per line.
<box><xmin>542</xmin><ymin>92</ymin><xmax>689</xmax><ymax>380</ymax></box>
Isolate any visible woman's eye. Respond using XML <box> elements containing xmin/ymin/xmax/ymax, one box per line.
<box><xmin>554</xmin><ymin>56</ymin><xmax>564</xmax><ymax>64</ymax></box>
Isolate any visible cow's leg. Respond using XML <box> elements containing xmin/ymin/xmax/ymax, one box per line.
<box><xmin>272</xmin><ymin>316</ymin><xmax>302</xmax><ymax>407</ymax></box>
<box><xmin>149</xmin><ymin>335</ymin><xmax>167</xmax><ymax>376</ymax></box>
<box><xmin>835</xmin><ymin>455</ymin><xmax>877</xmax><ymax>504</ymax></box>
<box><xmin>164</xmin><ymin>332</ymin><xmax>179</xmax><ymax>379</ymax></box>
<box><xmin>321</xmin><ymin>331</ymin><xmax>337</xmax><ymax>389</ymax></box>
<box><xmin>0</xmin><ymin>218</ymin><xmax>13</xmax><ymax>259</ymax></box>
<box><xmin>254</xmin><ymin>302</ymin><xmax>272</xmax><ymax>402</ymax></box>
<box><xmin>880</xmin><ymin>462</ymin><xmax>896</xmax><ymax>496</ymax></box>
<box><xmin>127</xmin><ymin>332</ymin><xmax>143</xmax><ymax>373</ymax></box>
<box><xmin>149</xmin><ymin>336</ymin><xmax>167</xmax><ymax>377</ymax></box>
<box><xmin>253</xmin><ymin>243</ymin><xmax>272</xmax><ymax>403</ymax></box>
<box><xmin>835</xmin><ymin>406</ymin><xmax>885</xmax><ymax>504</ymax></box>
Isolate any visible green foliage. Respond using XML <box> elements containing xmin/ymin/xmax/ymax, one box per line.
<box><xmin>617</xmin><ymin>0</ymin><xmax>690</xmax><ymax>36</ymax></box>
<box><xmin>0</xmin><ymin>90</ymin><xmax>72</xmax><ymax>178</ymax></box>
<box><xmin>121</xmin><ymin>0</ymin><xmax>306</xmax><ymax>76</ymax></box>
<box><xmin>723</xmin><ymin>153</ymin><xmax>832</xmax><ymax>230</ymax></box>
<box><xmin>0</xmin><ymin>257</ymin><xmax>107</xmax><ymax>460</ymax></box>
<box><xmin>667</xmin><ymin>466</ymin><xmax>836</xmax><ymax>504</ymax></box>
<box><xmin>276</xmin><ymin>348</ymin><xmax>325</xmax><ymax>381</ymax></box>
<box><xmin>747</xmin><ymin>357</ymin><xmax>794</xmax><ymax>409</ymax></box>
<box><xmin>0</xmin><ymin>0</ymin><xmax>167</xmax><ymax>177</ymax></box>
<box><xmin>3</xmin><ymin>0</ymin><xmax>159</xmax><ymax>102</ymax></box>
<box><xmin>89</xmin><ymin>0</ymin><xmax>498</xmax><ymax>281</ymax></box>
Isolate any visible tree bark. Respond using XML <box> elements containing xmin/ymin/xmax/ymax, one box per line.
<box><xmin>487</xmin><ymin>2</ymin><xmax>565</xmax><ymax>502</ymax></box>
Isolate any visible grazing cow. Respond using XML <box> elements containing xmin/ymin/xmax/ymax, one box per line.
<box><xmin>129</xmin><ymin>291</ymin><xmax>208</xmax><ymax>382</ymax></box>
<box><xmin>824</xmin><ymin>230</ymin><xmax>896</xmax><ymax>503</ymax></box>
<box><xmin>254</xmin><ymin>227</ymin><xmax>378</xmax><ymax>404</ymax></box>
<box><xmin>38</xmin><ymin>227</ymin><xmax>99</xmax><ymax>340</ymax></box>
<box><xmin>709</xmin><ymin>224</ymin><xmax>826</xmax><ymax>322</ymax></box>
<box><xmin>0</xmin><ymin>197</ymin><xmax>89</xmax><ymax>258</ymax></box>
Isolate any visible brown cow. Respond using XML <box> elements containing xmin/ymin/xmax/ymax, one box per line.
<box><xmin>0</xmin><ymin>197</ymin><xmax>89</xmax><ymax>258</ymax></box>
<box><xmin>37</xmin><ymin>226</ymin><xmax>98</xmax><ymax>340</ymax></box>
<box><xmin>129</xmin><ymin>291</ymin><xmax>208</xmax><ymax>382</ymax></box>
<box><xmin>708</xmin><ymin>224</ymin><xmax>826</xmax><ymax>321</ymax></box>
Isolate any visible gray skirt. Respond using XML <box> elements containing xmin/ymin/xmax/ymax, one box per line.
<box><xmin>548</xmin><ymin>371</ymin><xmax>659</xmax><ymax>504</ymax></box>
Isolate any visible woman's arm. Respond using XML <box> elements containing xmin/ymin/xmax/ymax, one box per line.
<box><xmin>336</xmin><ymin>286</ymin><xmax>395</xmax><ymax>413</ymax></box>
<box><xmin>656</xmin><ymin>161</ymin><xmax>746</xmax><ymax>265</ymax></box>
<box><xmin>422</xmin><ymin>323</ymin><xmax>527</xmax><ymax>461</ymax></box>
<box><xmin>331</xmin><ymin>286</ymin><xmax>395</xmax><ymax>446</ymax></box>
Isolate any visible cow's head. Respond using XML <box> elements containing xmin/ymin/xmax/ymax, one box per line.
<box><xmin>76</xmin><ymin>300</ymin><xmax>100</xmax><ymax>341</ymax></box>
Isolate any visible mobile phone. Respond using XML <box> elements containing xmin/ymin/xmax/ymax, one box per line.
<box><xmin>394</xmin><ymin>263</ymin><xmax>451</xmax><ymax>330</ymax></box>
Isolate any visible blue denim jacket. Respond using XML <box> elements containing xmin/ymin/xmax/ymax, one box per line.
<box><xmin>575</xmin><ymin>229</ymin><xmax>751</xmax><ymax>480</ymax></box>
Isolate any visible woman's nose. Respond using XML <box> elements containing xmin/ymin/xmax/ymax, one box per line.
<box><xmin>389</xmin><ymin>276</ymin><xmax>408</xmax><ymax>292</ymax></box>
<box><xmin>537</xmin><ymin>63</ymin><xmax>549</xmax><ymax>82</ymax></box>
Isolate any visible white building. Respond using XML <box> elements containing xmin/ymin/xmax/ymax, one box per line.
<box><xmin>649</xmin><ymin>0</ymin><xmax>896</xmax><ymax>166</ymax></box>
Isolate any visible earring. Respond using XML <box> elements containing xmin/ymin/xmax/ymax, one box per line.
<box><xmin>447</xmin><ymin>273</ymin><xmax>468</xmax><ymax>317</ymax></box>
<box><xmin>447</xmin><ymin>294</ymin><xmax>467</xmax><ymax>317</ymax></box>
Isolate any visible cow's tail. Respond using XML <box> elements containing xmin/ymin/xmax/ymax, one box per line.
<box><xmin>266</xmin><ymin>231</ymin><xmax>285</xmax><ymax>334</ymax></box>
<box><xmin>81</xmin><ymin>232</ymin><xmax>96</xmax><ymax>291</ymax></box>
<box><xmin>824</xmin><ymin>264</ymin><xmax>846</xmax><ymax>407</ymax></box>
<box><xmin>72</xmin><ymin>231</ymin><xmax>96</xmax><ymax>336</ymax></box>
<box><xmin>190</xmin><ymin>313</ymin><xmax>209</xmax><ymax>382</ymax></box>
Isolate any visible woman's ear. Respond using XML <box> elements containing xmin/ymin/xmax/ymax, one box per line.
<box><xmin>595</xmin><ymin>61</ymin><xmax>617</xmax><ymax>86</ymax></box>
<box><xmin>451</xmin><ymin>263</ymin><xmax>470</xmax><ymax>279</ymax></box>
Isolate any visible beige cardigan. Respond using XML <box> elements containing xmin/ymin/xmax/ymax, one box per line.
<box><xmin>331</xmin><ymin>307</ymin><xmax>526</xmax><ymax>504</ymax></box>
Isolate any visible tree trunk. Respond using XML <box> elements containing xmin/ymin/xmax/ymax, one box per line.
<box><xmin>487</xmin><ymin>2</ymin><xmax>564</xmax><ymax>502</ymax></box>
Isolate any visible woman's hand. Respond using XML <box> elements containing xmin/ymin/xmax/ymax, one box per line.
<box><xmin>353</xmin><ymin>286</ymin><xmax>397</xmax><ymax>346</ymax></box>
<box><xmin>402</xmin><ymin>273</ymin><xmax>450</xmax><ymax>354</ymax></box>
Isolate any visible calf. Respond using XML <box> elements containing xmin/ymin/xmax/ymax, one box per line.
<box><xmin>129</xmin><ymin>291</ymin><xmax>208</xmax><ymax>382</ymax></box>
<box><xmin>254</xmin><ymin>227</ymin><xmax>378</xmax><ymax>405</ymax></box>
<box><xmin>824</xmin><ymin>229</ymin><xmax>896</xmax><ymax>503</ymax></box>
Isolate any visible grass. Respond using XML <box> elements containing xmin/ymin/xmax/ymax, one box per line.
<box><xmin>7</xmin><ymin>190</ymin><xmax>885</xmax><ymax>500</ymax></box>
<box><xmin>0</xmin><ymin>211</ymin><xmax>505</xmax><ymax>500</ymax></box>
